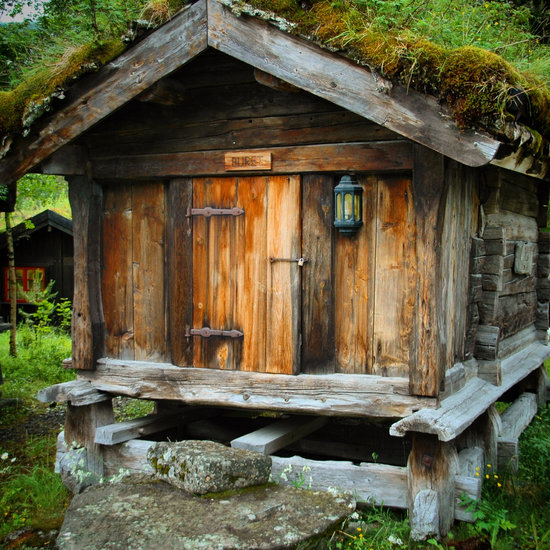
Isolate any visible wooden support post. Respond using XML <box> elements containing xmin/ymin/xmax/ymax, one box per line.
<box><xmin>409</xmin><ymin>145</ymin><xmax>446</xmax><ymax>397</ymax></box>
<box><xmin>408</xmin><ymin>433</ymin><xmax>459</xmax><ymax>540</ymax></box>
<box><xmin>497</xmin><ymin>392</ymin><xmax>537</xmax><ymax>472</ymax></box>
<box><xmin>68</xmin><ymin>176</ymin><xmax>104</xmax><ymax>370</ymax></box>
<box><xmin>64</xmin><ymin>400</ymin><xmax>114</xmax><ymax>481</ymax></box>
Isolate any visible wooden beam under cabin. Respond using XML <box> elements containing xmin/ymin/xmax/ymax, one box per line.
<box><xmin>98</xmin><ymin>438</ymin><xmax>479</xmax><ymax>521</ymax></box>
<box><xmin>390</xmin><ymin>341</ymin><xmax>550</xmax><ymax>441</ymax></box>
<box><xmin>77</xmin><ymin>359</ymin><xmax>438</xmax><ymax>418</ymax></box>
<box><xmin>231</xmin><ymin>416</ymin><xmax>328</xmax><ymax>455</ymax></box>
<box><xmin>207</xmin><ymin>0</ymin><xmax>500</xmax><ymax>168</ymax></box>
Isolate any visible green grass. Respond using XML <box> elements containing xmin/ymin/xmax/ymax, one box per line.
<box><xmin>0</xmin><ymin>326</ymin><xmax>74</xmax><ymax>543</ymax></box>
<box><xmin>0</xmin><ymin>326</ymin><xmax>74</xmax><ymax>408</ymax></box>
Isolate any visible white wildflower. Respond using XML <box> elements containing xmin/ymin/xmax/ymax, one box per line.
<box><xmin>388</xmin><ymin>534</ymin><xmax>404</xmax><ymax>546</ymax></box>
<box><xmin>1</xmin><ymin>452</ymin><xmax>8</xmax><ymax>460</ymax></box>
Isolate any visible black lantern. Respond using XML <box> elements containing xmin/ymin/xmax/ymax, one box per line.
<box><xmin>334</xmin><ymin>174</ymin><xmax>363</xmax><ymax>235</ymax></box>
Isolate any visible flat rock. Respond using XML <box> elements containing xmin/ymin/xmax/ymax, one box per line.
<box><xmin>147</xmin><ymin>440</ymin><xmax>271</xmax><ymax>494</ymax></box>
<box><xmin>57</xmin><ymin>476</ymin><xmax>355</xmax><ymax>550</ymax></box>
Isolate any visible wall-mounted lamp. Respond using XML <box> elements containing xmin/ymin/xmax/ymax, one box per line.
<box><xmin>334</xmin><ymin>174</ymin><xmax>363</xmax><ymax>235</ymax></box>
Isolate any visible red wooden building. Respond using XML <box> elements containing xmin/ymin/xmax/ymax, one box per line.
<box><xmin>1</xmin><ymin>0</ymin><xmax>549</xmax><ymax>538</ymax></box>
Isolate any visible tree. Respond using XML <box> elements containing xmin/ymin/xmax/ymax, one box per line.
<box><xmin>4</xmin><ymin>210</ymin><xmax>16</xmax><ymax>356</ymax></box>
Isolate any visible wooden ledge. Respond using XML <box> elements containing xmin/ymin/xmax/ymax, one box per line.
<box><xmin>37</xmin><ymin>379</ymin><xmax>111</xmax><ymax>406</ymax></box>
<box><xmin>78</xmin><ymin>358</ymin><xmax>438</xmax><ymax>418</ymax></box>
<box><xmin>390</xmin><ymin>342</ymin><xmax>550</xmax><ymax>441</ymax></box>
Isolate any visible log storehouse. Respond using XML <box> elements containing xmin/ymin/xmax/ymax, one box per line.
<box><xmin>1</xmin><ymin>0</ymin><xmax>550</xmax><ymax>539</ymax></box>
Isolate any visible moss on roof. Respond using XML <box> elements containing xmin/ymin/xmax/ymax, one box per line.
<box><xmin>1</xmin><ymin>0</ymin><xmax>549</xmax><ymax>159</ymax></box>
<box><xmin>0</xmin><ymin>40</ymin><xmax>126</xmax><ymax>141</ymax></box>
<box><xmin>235</xmin><ymin>0</ymin><xmax>550</xmax><ymax>147</ymax></box>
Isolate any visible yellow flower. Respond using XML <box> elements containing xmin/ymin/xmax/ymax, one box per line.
<box><xmin>476</xmin><ymin>472</ymin><xmax>480</xmax><ymax>476</ymax></box>
<box><xmin>357</xmin><ymin>527</ymin><xmax>362</xmax><ymax>532</ymax></box>
<box><xmin>494</xmin><ymin>475</ymin><xmax>499</xmax><ymax>479</ymax></box>
<box><xmin>498</xmin><ymin>483</ymin><xmax>502</xmax><ymax>487</ymax></box>
<box><xmin>486</xmin><ymin>474</ymin><xmax>490</xmax><ymax>479</ymax></box>
<box><xmin>487</xmin><ymin>464</ymin><xmax>492</xmax><ymax>468</ymax></box>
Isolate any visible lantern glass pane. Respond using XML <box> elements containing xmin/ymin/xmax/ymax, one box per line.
<box><xmin>336</xmin><ymin>193</ymin><xmax>343</xmax><ymax>221</ymax></box>
<box><xmin>354</xmin><ymin>193</ymin><xmax>361</xmax><ymax>221</ymax></box>
<box><xmin>344</xmin><ymin>193</ymin><xmax>353</xmax><ymax>220</ymax></box>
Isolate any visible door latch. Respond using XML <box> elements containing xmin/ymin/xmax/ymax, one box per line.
<box><xmin>269</xmin><ymin>257</ymin><xmax>308</xmax><ymax>266</ymax></box>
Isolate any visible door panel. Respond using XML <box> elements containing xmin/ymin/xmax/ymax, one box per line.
<box><xmin>191</xmin><ymin>175</ymin><xmax>301</xmax><ymax>374</ymax></box>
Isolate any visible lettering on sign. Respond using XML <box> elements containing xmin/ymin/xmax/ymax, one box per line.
<box><xmin>225</xmin><ymin>152</ymin><xmax>272</xmax><ymax>171</ymax></box>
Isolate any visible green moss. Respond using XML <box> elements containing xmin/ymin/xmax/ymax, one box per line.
<box><xmin>150</xmin><ymin>456</ymin><xmax>171</xmax><ymax>476</ymax></box>
<box><xmin>0</xmin><ymin>39</ymin><xmax>125</xmax><ymax>138</ymax></box>
<box><xmin>239</xmin><ymin>0</ymin><xmax>550</xmax><ymax>147</ymax></box>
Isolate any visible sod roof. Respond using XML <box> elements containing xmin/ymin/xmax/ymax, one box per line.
<box><xmin>0</xmin><ymin>0</ymin><xmax>549</xmax><ymax>184</ymax></box>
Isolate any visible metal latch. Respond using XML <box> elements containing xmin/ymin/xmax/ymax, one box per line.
<box><xmin>187</xmin><ymin>207</ymin><xmax>244</xmax><ymax>218</ymax></box>
<box><xmin>269</xmin><ymin>257</ymin><xmax>308</xmax><ymax>266</ymax></box>
<box><xmin>186</xmin><ymin>327</ymin><xmax>244</xmax><ymax>339</ymax></box>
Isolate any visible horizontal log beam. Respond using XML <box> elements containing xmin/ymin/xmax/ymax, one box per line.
<box><xmin>37</xmin><ymin>379</ymin><xmax>110</xmax><ymax>406</ymax></box>
<box><xmin>390</xmin><ymin>341</ymin><xmax>550</xmax><ymax>441</ymax></box>
<box><xmin>89</xmin><ymin>142</ymin><xmax>413</xmax><ymax>179</ymax></box>
<box><xmin>231</xmin><ymin>416</ymin><xmax>328</xmax><ymax>455</ymax></box>
<box><xmin>77</xmin><ymin>358</ymin><xmax>437</xmax><ymax>418</ymax></box>
<box><xmin>99</xmin><ymin>437</ymin><xmax>479</xmax><ymax>521</ymax></box>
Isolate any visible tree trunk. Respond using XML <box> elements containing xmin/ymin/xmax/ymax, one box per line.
<box><xmin>5</xmin><ymin>211</ymin><xmax>17</xmax><ymax>357</ymax></box>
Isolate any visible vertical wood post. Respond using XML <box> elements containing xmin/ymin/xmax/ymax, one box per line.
<box><xmin>65</xmin><ymin>400</ymin><xmax>114</xmax><ymax>481</ymax></box>
<box><xmin>410</xmin><ymin>145</ymin><xmax>446</xmax><ymax>396</ymax></box>
<box><xmin>68</xmin><ymin>175</ymin><xmax>104</xmax><ymax>370</ymax></box>
<box><xmin>167</xmin><ymin>179</ymin><xmax>193</xmax><ymax>366</ymax></box>
<box><xmin>408</xmin><ymin>433</ymin><xmax>458</xmax><ymax>540</ymax></box>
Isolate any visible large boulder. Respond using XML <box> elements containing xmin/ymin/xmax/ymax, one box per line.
<box><xmin>147</xmin><ymin>440</ymin><xmax>271</xmax><ymax>494</ymax></box>
<box><xmin>57</xmin><ymin>476</ymin><xmax>355</xmax><ymax>549</ymax></box>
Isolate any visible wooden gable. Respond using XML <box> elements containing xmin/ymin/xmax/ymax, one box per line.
<box><xmin>0</xmin><ymin>0</ymin><xmax>511</xmax><ymax>188</ymax></box>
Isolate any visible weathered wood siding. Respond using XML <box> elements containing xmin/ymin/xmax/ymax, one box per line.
<box><xmin>102</xmin><ymin>182</ymin><xmax>166</xmax><ymax>362</ymax></box>
<box><xmin>82</xmin><ymin>50</ymin><xmax>399</xmax><ymax>167</ymax></box>
<box><xmin>470</xmin><ymin>166</ymin><xmax>548</xmax><ymax>361</ymax></box>
<box><xmin>440</xmin><ymin>160</ymin><xmax>480</xmax><ymax>367</ymax></box>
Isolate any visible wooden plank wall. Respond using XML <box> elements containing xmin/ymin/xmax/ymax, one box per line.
<box><xmin>302</xmin><ymin>174</ymin><xmax>415</xmax><ymax>378</ymax></box>
<box><xmin>440</xmin><ymin>160</ymin><xmax>479</xmax><ymax>367</ymax></box>
<box><xmin>471</xmin><ymin>166</ymin><xmax>546</xmax><ymax>360</ymax></box>
<box><xmin>102</xmin><ymin>182</ymin><xmax>166</xmax><ymax>362</ymax></box>
<box><xmin>83</xmin><ymin>51</ymin><xmax>398</xmax><ymax>165</ymax></box>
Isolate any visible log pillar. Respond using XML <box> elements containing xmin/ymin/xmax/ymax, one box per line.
<box><xmin>64</xmin><ymin>399</ymin><xmax>114</xmax><ymax>481</ymax></box>
<box><xmin>68</xmin><ymin>175</ymin><xmax>104</xmax><ymax>370</ymax></box>
<box><xmin>407</xmin><ymin>433</ymin><xmax>459</xmax><ymax>540</ymax></box>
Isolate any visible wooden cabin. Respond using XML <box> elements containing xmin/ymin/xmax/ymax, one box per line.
<box><xmin>0</xmin><ymin>209</ymin><xmax>73</xmax><ymax>320</ymax></box>
<box><xmin>2</xmin><ymin>0</ymin><xmax>550</xmax><ymax>539</ymax></box>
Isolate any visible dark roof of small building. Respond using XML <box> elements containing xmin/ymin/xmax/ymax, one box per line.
<box><xmin>0</xmin><ymin>209</ymin><xmax>72</xmax><ymax>249</ymax></box>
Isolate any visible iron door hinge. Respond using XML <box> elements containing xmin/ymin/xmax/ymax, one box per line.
<box><xmin>187</xmin><ymin>207</ymin><xmax>244</xmax><ymax>218</ymax></box>
<box><xmin>186</xmin><ymin>327</ymin><xmax>244</xmax><ymax>339</ymax></box>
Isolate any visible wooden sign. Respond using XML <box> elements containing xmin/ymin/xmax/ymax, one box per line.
<box><xmin>225</xmin><ymin>151</ymin><xmax>272</xmax><ymax>171</ymax></box>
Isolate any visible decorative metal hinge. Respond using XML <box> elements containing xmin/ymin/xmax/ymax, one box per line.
<box><xmin>187</xmin><ymin>207</ymin><xmax>244</xmax><ymax>218</ymax></box>
<box><xmin>186</xmin><ymin>327</ymin><xmax>244</xmax><ymax>339</ymax></box>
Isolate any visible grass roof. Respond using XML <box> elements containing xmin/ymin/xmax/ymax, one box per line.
<box><xmin>0</xmin><ymin>0</ymin><xmax>549</xmax><ymax>160</ymax></box>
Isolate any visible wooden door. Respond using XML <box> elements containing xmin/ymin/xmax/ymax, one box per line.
<box><xmin>191</xmin><ymin>175</ymin><xmax>301</xmax><ymax>374</ymax></box>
